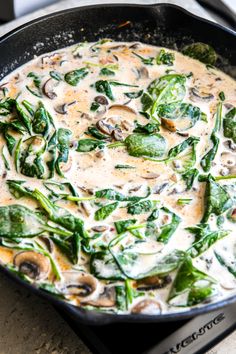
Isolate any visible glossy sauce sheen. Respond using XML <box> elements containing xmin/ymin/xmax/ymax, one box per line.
<box><xmin>0</xmin><ymin>41</ymin><xmax>236</xmax><ymax>314</ymax></box>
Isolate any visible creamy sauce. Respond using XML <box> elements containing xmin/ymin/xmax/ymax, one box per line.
<box><xmin>0</xmin><ymin>40</ymin><xmax>236</xmax><ymax>315</ymax></box>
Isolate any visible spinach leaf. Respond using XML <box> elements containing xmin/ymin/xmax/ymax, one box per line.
<box><xmin>32</xmin><ymin>102</ymin><xmax>50</xmax><ymax>136</ymax></box>
<box><xmin>77</xmin><ymin>138</ymin><xmax>106</xmax><ymax>152</ymax></box>
<box><xmin>187</xmin><ymin>224</ymin><xmax>229</xmax><ymax>257</ymax></box>
<box><xmin>182</xmin><ymin>42</ymin><xmax>217</xmax><ymax>65</ymax></box>
<box><xmin>94</xmin><ymin>80</ymin><xmax>114</xmax><ymax>100</ymax></box>
<box><xmin>55</xmin><ymin>128</ymin><xmax>72</xmax><ymax>177</ymax></box>
<box><xmin>87</xmin><ymin>125</ymin><xmax>110</xmax><ymax>140</ymax></box>
<box><xmin>182</xmin><ymin>168</ymin><xmax>199</xmax><ymax>190</ymax></box>
<box><xmin>114</xmin><ymin>219</ymin><xmax>137</xmax><ymax>234</ymax></box>
<box><xmin>0</xmin><ymin>205</ymin><xmax>72</xmax><ymax>238</ymax></box>
<box><xmin>22</xmin><ymin>100</ymin><xmax>35</xmax><ymax>116</ymax></box>
<box><xmin>201</xmin><ymin>102</ymin><xmax>222</xmax><ymax>172</ymax></box>
<box><xmin>7</xmin><ymin>183</ymin><xmax>87</xmax><ymax>238</ymax></box>
<box><xmin>50</xmin><ymin>71</ymin><xmax>63</xmax><ymax>81</ymax></box>
<box><xmin>15</xmin><ymin>102</ymin><xmax>32</xmax><ymax>134</ymax></box>
<box><xmin>133</xmin><ymin>122</ymin><xmax>160</xmax><ymax>134</ymax></box>
<box><xmin>95</xmin><ymin>187</ymin><xmax>150</xmax><ymax>203</ymax></box>
<box><xmin>158</xmin><ymin>207</ymin><xmax>181</xmax><ymax>244</ymax></box>
<box><xmin>156</xmin><ymin>49</ymin><xmax>175</xmax><ymax>66</ymax></box>
<box><xmin>0</xmin><ymin>97</ymin><xmax>15</xmax><ymax>115</ymax></box>
<box><xmin>64</xmin><ymin>67</ymin><xmax>89</xmax><ymax>86</ymax></box>
<box><xmin>127</xmin><ymin>200</ymin><xmax>154</xmax><ymax>215</ymax></box>
<box><xmin>1</xmin><ymin>146</ymin><xmax>10</xmax><ymax>170</ymax></box>
<box><xmin>168</xmin><ymin>257</ymin><xmax>215</xmax><ymax>306</ymax></box>
<box><xmin>147</xmin><ymin>208</ymin><xmax>159</xmax><ymax>222</ymax></box>
<box><xmin>132</xmin><ymin>52</ymin><xmax>154</xmax><ymax>65</ymax></box>
<box><xmin>51</xmin><ymin>233</ymin><xmax>80</xmax><ymax>265</ymax></box>
<box><xmin>26</xmin><ymin>72</ymin><xmax>42</xmax><ymax>97</ymax></box>
<box><xmin>124</xmin><ymin>90</ymin><xmax>143</xmax><ymax>99</ymax></box>
<box><xmin>201</xmin><ymin>174</ymin><xmax>232</xmax><ymax>222</ymax></box>
<box><xmin>19</xmin><ymin>136</ymin><xmax>46</xmax><ymax>179</ymax></box>
<box><xmin>114</xmin><ymin>164</ymin><xmax>135</xmax><ymax>169</ymax></box>
<box><xmin>109</xmin><ymin>235</ymin><xmax>184</xmax><ymax>279</ymax></box>
<box><xmin>90</xmin><ymin>251</ymin><xmax>125</xmax><ymax>280</ymax></box>
<box><xmin>124</xmin><ymin>133</ymin><xmax>167</xmax><ymax>158</ymax></box>
<box><xmin>99</xmin><ymin>68</ymin><xmax>115</xmax><ymax>76</ymax></box>
<box><xmin>95</xmin><ymin>202</ymin><xmax>118</xmax><ymax>221</ymax></box>
<box><xmin>33</xmin><ymin>188</ymin><xmax>87</xmax><ymax>237</ymax></box>
<box><xmin>115</xmin><ymin>285</ymin><xmax>127</xmax><ymax>311</ymax></box>
<box><xmin>223</xmin><ymin>107</ymin><xmax>236</xmax><ymax>143</ymax></box>
<box><xmin>94</xmin><ymin>80</ymin><xmax>138</xmax><ymax>101</ymax></box>
<box><xmin>151</xmin><ymin>137</ymin><xmax>199</xmax><ymax>172</ymax></box>
<box><xmin>214</xmin><ymin>251</ymin><xmax>236</xmax><ymax>278</ymax></box>
<box><xmin>157</xmin><ymin>102</ymin><xmax>204</xmax><ymax>131</ymax></box>
<box><xmin>144</xmin><ymin>74</ymin><xmax>187</xmax><ymax>122</ymax></box>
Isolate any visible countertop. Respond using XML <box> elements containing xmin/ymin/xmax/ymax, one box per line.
<box><xmin>0</xmin><ymin>1</ymin><xmax>235</xmax><ymax>353</ymax></box>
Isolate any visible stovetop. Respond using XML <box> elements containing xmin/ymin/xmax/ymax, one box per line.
<box><xmin>57</xmin><ymin>302</ymin><xmax>236</xmax><ymax>354</ymax></box>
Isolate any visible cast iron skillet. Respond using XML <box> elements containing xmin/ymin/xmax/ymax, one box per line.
<box><xmin>0</xmin><ymin>3</ymin><xmax>236</xmax><ymax>325</ymax></box>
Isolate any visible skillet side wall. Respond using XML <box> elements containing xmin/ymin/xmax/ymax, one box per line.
<box><xmin>0</xmin><ymin>4</ymin><xmax>236</xmax><ymax>79</ymax></box>
<box><xmin>0</xmin><ymin>4</ymin><xmax>236</xmax><ymax>324</ymax></box>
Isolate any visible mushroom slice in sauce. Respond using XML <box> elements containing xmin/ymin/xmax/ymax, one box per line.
<box><xmin>81</xmin><ymin>287</ymin><xmax>116</xmax><ymax>307</ymax></box>
<box><xmin>62</xmin><ymin>272</ymin><xmax>98</xmax><ymax>297</ymax></box>
<box><xmin>137</xmin><ymin>275</ymin><xmax>172</xmax><ymax>291</ymax></box>
<box><xmin>190</xmin><ymin>87</ymin><xmax>214</xmax><ymax>102</ymax></box>
<box><xmin>43</xmin><ymin>78</ymin><xmax>58</xmax><ymax>99</ymax></box>
<box><xmin>13</xmin><ymin>251</ymin><xmax>50</xmax><ymax>280</ymax></box>
<box><xmin>131</xmin><ymin>299</ymin><xmax>162</xmax><ymax>315</ymax></box>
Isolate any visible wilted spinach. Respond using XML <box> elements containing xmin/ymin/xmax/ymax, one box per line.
<box><xmin>94</xmin><ymin>202</ymin><xmax>118</xmax><ymax>221</ymax></box>
<box><xmin>55</xmin><ymin>128</ymin><xmax>72</xmax><ymax>177</ymax></box>
<box><xmin>214</xmin><ymin>251</ymin><xmax>236</xmax><ymax>278</ymax></box>
<box><xmin>182</xmin><ymin>42</ymin><xmax>217</xmax><ymax>65</ymax></box>
<box><xmin>201</xmin><ymin>174</ymin><xmax>233</xmax><ymax>222</ymax></box>
<box><xmin>182</xmin><ymin>168</ymin><xmax>199</xmax><ymax>190</ymax></box>
<box><xmin>0</xmin><ymin>204</ymin><xmax>72</xmax><ymax>238</ymax></box>
<box><xmin>157</xmin><ymin>102</ymin><xmax>204</xmax><ymax>131</ymax></box>
<box><xmin>125</xmin><ymin>133</ymin><xmax>167</xmax><ymax>158</ymax></box>
<box><xmin>64</xmin><ymin>67</ymin><xmax>89</xmax><ymax>86</ymax></box>
<box><xmin>158</xmin><ymin>207</ymin><xmax>181</xmax><ymax>244</ymax></box>
<box><xmin>77</xmin><ymin>138</ymin><xmax>106</xmax><ymax>152</ymax></box>
<box><xmin>201</xmin><ymin>102</ymin><xmax>222</xmax><ymax>172</ymax></box>
<box><xmin>95</xmin><ymin>187</ymin><xmax>150</xmax><ymax>203</ymax></box>
<box><xmin>187</xmin><ymin>223</ymin><xmax>229</xmax><ymax>257</ymax></box>
<box><xmin>156</xmin><ymin>49</ymin><xmax>175</xmax><ymax>66</ymax></box>
<box><xmin>168</xmin><ymin>256</ymin><xmax>215</xmax><ymax>306</ymax></box>
<box><xmin>223</xmin><ymin>107</ymin><xmax>236</xmax><ymax>143</ymax></box>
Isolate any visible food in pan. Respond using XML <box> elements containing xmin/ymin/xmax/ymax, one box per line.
<box><xmin>0</xmin><ymin>40</ymin><xmax>236</xmax><ymax>315</ymax></box>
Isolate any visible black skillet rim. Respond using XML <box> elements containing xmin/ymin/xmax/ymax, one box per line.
<box><xmin>0</xmin><ymin>2</ymin><xmax>236</xmax><ymax>325</ymax></box>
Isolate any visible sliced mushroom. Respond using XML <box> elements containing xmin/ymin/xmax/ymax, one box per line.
<box><xmin>220</xmin><ymin>152</ymin><xmax>236</xmax><ymax>167</ymax></box>
<box><xmin>62</xmin><ymin>272</ymin><xmax>98</xmax><ymax>297</ymax></box>
<box><xmin>137</xmin><ymin>66</ymin><xmax>149</xmax><ymax>79</ymax></box>
<box><xmin>112</xmin><ymin>127</ymin><xmax>123</xmax><ymax>141</ymax></box>
<box><xmin>137</xmin><ymin>275</ymin><xmax>172</xmax><ymax>291</ymax></box>
<box><xmin>39</xmin><ymin>236</ymin><xmax>54</xmax><ymax>253</ymax></box>
<box><xmin>55</xmin><ymin>101</ymin><xmax>77</xmax><ymax>115</ymax></box>
<box><xmin>131</xmin><ymin>299</ymin><xmax>162</xmax><ymax>315</ymax></box>
<box><xmin>14</xmin><ymin>251</ymin><xmax>50</xmax><ymax>280</ymax></box>
<box><xmin>161</xmin><ymin>117</ymin><xmax>177</xmax><ymax>132</ymax></box>
<box><xmin>94</xmin><ymin>95</ymin><xmax>109</xmax><ymax>105</ymax></box>
<box><xmin>129</xmin><ymin>42</ymin><xmax>141</xmax><ymax>49</ymax></box>
<box><xmin>223</xmin><ymin>140</ymin><xmax>236</xmax><ymax>152</ymax></box>
<box><xmin>96</xmin><ymin>119</ymin><xmax>114</xmax><ymax>135</ymax></box>
<box><xmin>91</xmin><ymin>225</ymin><xmax>109</xmax><ymax>232</ymax></box>
<box><xmin>108</xmin><ymin>104</ymin><xmax>136</xmax><ymax>115</ymax></box>
<box><xmin>54</xmin><ymin>104</ymin><xmax>68</xmax><ymax>115</ymax></box>
<box><xmin>190</xmin><ymin>87</ymin><xmax>214</xmax><ymax>102</ymax></box>
<box><xmin>43</xmin><ymin>78</ymin><xmax>57</xmax><ymax>99</ymax></box>
<box><xmin>141</xmin><ymin>172</ymin><xmax>160</xmax><ymax>180</ymax></box>
<box><xmin>81</xmin><ymin>287</ymin><xmax>116</xmax><ymax>307</ymax></box>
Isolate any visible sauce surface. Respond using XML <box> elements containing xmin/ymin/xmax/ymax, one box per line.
<box><xmin>0</xmin><ymin>40</ymin><xmax>236</xmax><ymax>315</ymax></box>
